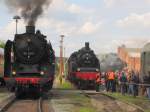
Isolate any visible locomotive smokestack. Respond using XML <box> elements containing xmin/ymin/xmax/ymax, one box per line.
<box><xmin>85</xmin><ymin>42</ymin><xmax>90</xmax><ymax>49</ymax></box>
<box><xmin>26</xmin><ymin>26</ymin><xmax>35</xmax><ymax>34</ymax></box>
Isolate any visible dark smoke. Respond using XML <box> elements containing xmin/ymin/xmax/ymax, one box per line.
<box><xmin>5</xmin><ymin>0</ymin><xmax>52</xmax><ymax>26</ymax></box>
<box><xmin>98</xmin><ymin>53</ymin><xmax>125</xmax><ymax>72</ymax></box>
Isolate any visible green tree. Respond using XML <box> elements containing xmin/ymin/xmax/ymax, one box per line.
<box><xmin>0</xmin><ymin>41</ymin><xmax>5</xmax><ymax>48</ymax></box>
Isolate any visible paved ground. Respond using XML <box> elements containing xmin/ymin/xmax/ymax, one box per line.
<box><xmin>0</xmin><ymin>93</ymin><xmax>12</xmax><ymax>103</ymax></box>
<box><xmin>0</xmin><ymin>88</ymin><xmax>13</xmax><ymax>105</ymax></box>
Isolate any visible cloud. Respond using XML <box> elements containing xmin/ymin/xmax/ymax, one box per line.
<box><xmin>104</xmin><ymin>0</ymin><xmax>150</xmax><ymax>7</ymax></box>
<box><xmin>0</xmin><ymin>20</ymin><xmax>25</xmax><ymax>41</ymax></box>
<box><xmin>112</xmin><ymin>38</ymin><xmax>149</xmax><ymax>48</ymax></box>
<box><xmin>104</xmin><ymin>0</ymin><xmax>115</xmax><ymax>7</ymax></box>
<box><xmin>95</xmin><ymin>38</ymin><xmax>150</xmax><ymax>55</ymax></box>
<box><xmin>0</xmin><ymin>0</ymin><xmax>98</xmax><ymax>39</ymax></box>
<box><xmin>104</xmin><ymin>0</ymin><xmax>128</xmax><ymax>7</ymax></box>
<box><xmin>116</xmin><ymin>13</ymin><xmax>150</xmax><ymax>29</ymax></box>
<box><xmin>50</xmin><ymin>0</ymin><xmax>65</xmax><ymax>10</ymax></box>
<box><xmin>49</xmin><ymin>0</ymin><xmax>93</xmax><ymax>15</ymax></box>
<box><xmin>67</xmin><ymin>4</ymin><xmax>82</xmax><ymax>14</ymax></box>
<box><xmin>80</xmin><ymin>21</ymin><xmax>102</xmax><ymax>35</ymax></box>
<box><xmin>145</xmin><ymin>0</ymin><xmax>150</xmax><ymax>3</ymax></box>
<box><xmin>37</xmin><ymin>18</ymin><xmax>66</xmax><ymax>31</ymax></box>
<box><xmin>67</xmin><ymin>3</ymin><xmax>94</xmax><ymax>14</ymax></box>
<box><xmin>36</xmin><ymin>17</ymin><xmax>77</xmax><ymax>37</ymax></box>
<box><xmin>37</xmin><ymin>17</ymin><xmax>103</xmax><ymax>36</ymax></box>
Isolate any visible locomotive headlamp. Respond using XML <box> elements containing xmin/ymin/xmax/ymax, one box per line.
<box><xmin>77</xmin><ymin>68</ymin><xmax>80</xmax><ymax>71</ymax></box>
<box><xmin>40</xmin><ymin>71</ymin><xmax>44</xmax><ymax>75</ymax></box>
<box><xmin>27</xmin><ymin>38</ymin><xmax>31</xmax><ymax>42</ymax></box>
<box><xmin>12</xmin><ymin>71</ymin><xmax>16</xmax><ymax>75</ymax></box>
<box><xmin>96</xmin><ymin>69</ymin><xmax>99</xmax><ymax>72</ymax></box>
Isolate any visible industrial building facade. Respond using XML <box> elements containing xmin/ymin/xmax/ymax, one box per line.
<box><xmin>118</xmin><ymin>45</ymin><xmax>141</xmax><ymax>73</ymax></box>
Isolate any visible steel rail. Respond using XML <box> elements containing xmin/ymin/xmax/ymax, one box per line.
<box><xmin>38</xmin><ymin>97</ymin><xmax>43</xmax><ymax>112</ymax></box>
<box><xmin>0</xmin><ymin>96</ymin><xmax>16</xmax><ymax>112</ymax></box>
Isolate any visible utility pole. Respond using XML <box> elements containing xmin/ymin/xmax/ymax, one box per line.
<box><xmin>64</xmin><ymin>47</ymin><xmax>66</xmax><ymax>77</ymax></box>
<box><xmin>64</xmin><ymin>47</ymin><xmax>65</xmax><ymax>60</ymax></box>
<box><xmin>13</xmin><ymin>15</ymin><xmax>21</xmax><ymax>34</ymax></box>
<box><xmin>59</xmin><ymin>35</ymin><xmax>65</xmax><ymax>84</ymax></box>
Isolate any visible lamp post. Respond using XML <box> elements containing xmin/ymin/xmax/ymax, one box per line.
<box><xmin>13</xmin><ymin>15</ymin><xmax>21</xmax><ymax>34</ymax></box>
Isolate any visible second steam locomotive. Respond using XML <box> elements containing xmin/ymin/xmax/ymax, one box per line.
<box><xmin>4</xmin><ymin>26</ymin><xmax>55</xmax><ymax>96</ymax></box>
<box><xmin>68</xmin><ymin>42</ymin><xmax>100</xmax><ymax>89</ymax></box>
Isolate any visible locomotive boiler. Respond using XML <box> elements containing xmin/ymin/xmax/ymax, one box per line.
<box><xmin>4</xmin><ymin>26</ymin><xmax>55</xmax><ymax>96</ymax></box>
<box><xmin>68</xmin><ymin>42</ymin><xmax>100</xmax><ymax>89</ymax></box>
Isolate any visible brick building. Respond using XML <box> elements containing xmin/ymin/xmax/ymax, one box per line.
<box><xmin>118</xmin><ymin>45</ymin><xmax>141</xmax><ymax>72</ymax></box>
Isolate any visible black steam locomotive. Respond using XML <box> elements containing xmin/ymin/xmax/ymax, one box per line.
<box><xmin>4</xmin><ymin>26</ymin><xmax>55</xmax><ymax>96</ymax></box>
<box><xmin>68</xmin><ymin>42</ymin><xmax>100</xmax><ymax>89</ymax></box>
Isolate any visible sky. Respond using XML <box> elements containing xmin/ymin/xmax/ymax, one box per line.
<box><xmin>0</xmin><ymin>0</ymin><xmax>150</xmax><ymax>57</ymax></box>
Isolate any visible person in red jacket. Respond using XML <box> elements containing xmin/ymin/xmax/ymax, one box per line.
<box><xmin>95</xmin><ymin>73</ymin><xmax>101</xmax><ymax>92</ymax></box>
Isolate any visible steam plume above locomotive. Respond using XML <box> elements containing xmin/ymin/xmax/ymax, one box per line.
<box><xmin>5</xmin><ymin>0</ymin><xmax>52</xmax><ymax>26</ymax></box>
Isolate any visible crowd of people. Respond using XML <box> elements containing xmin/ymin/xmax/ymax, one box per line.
<box><xmin>97</xmin><ymin>69</ymin><xmax>150</xmax><ymax>100</ymax></box>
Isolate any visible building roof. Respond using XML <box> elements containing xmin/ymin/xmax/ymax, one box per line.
<box><xmin>119</xmin><ymin>45</ymin><xmax>141</xmax><ymax>58</ymax></box>
<box><xmin>126</xmin><ymin>48</ymin><xmax>141</xmax><ymax>53</ymax></box>
<box><xmin>127</xmin><ymin>48</ymin><xmax>141</xmax><ymax>58</ymax></box>
<box><xmin>128</xmin><ymin>52</ymin><xmax>140</xmax><ymax>58</ymax></box>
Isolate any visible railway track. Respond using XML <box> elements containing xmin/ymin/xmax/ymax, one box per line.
<box><xmin>38</xmin><ymin>97</ymin><xmax>43</xmax><ymax>112</ymax></box>
<box><xmin>82</xmin><ymin>90</ymin><xmax>144</xmax><ymax>112</ymax></box>
<box><xmin>81</xmin><ymin>90</ymin><xmax>116</xmax><ymax>100</ymax></box>
<box><xmin>0</xmin><ymin>95</ymin><xmax>16</xmax><ymax>112</ymax></box>
<box><xmin>0</xmin><ymin>96</ymin><xmax>51</xmax><ymax>112</ymax></box>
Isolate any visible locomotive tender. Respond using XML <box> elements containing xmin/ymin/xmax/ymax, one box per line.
<box><xmin>4</xmin><ymin>26</ymin><xmax>55</xmax><ymax>96</ymax></box>
<box><xmin>68</xmin><ymin>42</ymin><xmax>100</xmax><ymax>89</ymax></box>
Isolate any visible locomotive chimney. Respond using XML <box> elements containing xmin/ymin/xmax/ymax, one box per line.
<box><xmin>85</xmin><ymin>42</ymin><xmax>89</xmax><ymax>49</ymax></box>
<box><xmin>26</xmin><ymin>26</ymin><xmax>35</xmax><ymax>34</ymax></box>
